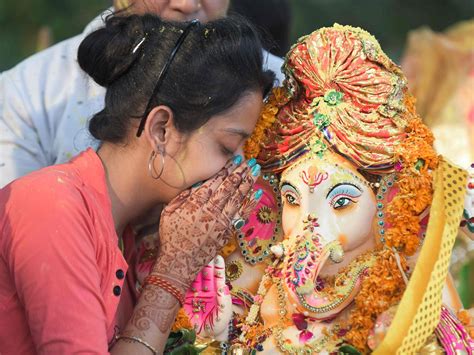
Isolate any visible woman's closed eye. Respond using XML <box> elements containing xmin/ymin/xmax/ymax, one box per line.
<box><xmin>326</xmin><ymin>183</ymin><xmax>362</xmax><ymax>210</ymax></box>
<box><xmin>220</xmin><ymin>144</ymin><xmax>235</xmax><ymax>157</ymax></box>
<box><xmin>218</xmin><ymin>128</ymin><xmax>250</xmax><ymax>158</ymax></box>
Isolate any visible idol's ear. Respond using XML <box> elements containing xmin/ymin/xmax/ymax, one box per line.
<box><xmin>236</xmin><ymin>174</ymin><xmax>283</xmax><ymax>265</ymax></box>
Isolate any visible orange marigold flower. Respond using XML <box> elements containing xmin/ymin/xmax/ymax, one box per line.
<box><xmin>244</xmin><ymin>87</ymin><xmax>289</xmax><ymax>159</ymax></box>
<box><xmin>171</xmin><ymin>307</ymin><xmax>193</xmax><ymax>332</ymax></box>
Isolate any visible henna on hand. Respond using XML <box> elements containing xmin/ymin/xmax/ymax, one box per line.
<box><xmin>116</xmin><ymin>159</ymin><xmax>260</xmax><ymax>354</ymax></box>
<box><xmin>152</xmin><ymin>158</ymin><xmax>260</xmax><ymax>292</ymax></box>
<box><xmin>119</xmin><ymin>284</ymin><xmax>180</xmax><ymax>346</ymax></box>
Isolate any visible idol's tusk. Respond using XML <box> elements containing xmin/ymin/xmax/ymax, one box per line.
<box><xmin>271</xmin><ymin>244</ymin><xmax>285</xmax><ymax>258</ymax></box>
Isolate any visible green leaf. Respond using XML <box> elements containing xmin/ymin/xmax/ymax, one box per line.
<box><xmin>415</xmin><ymin>158</ymin><xmax>425</xmax><ymax>171</ymax></box>
<box><xmin>165</xmin><ymin>329</ymin><xmax>205</xmax><ymax>354</ymax></box>
<box><xmin>338</xmin><ymin>344</ymin><xmax>362</xmax><ymax>355</ymax></box>
<box><xmin>323</xmin><ymin>90</ymin><xmax>344</xmax><ymax>106</ymax></box>
<box><xmin>313</xmin><ymin>113</ymin><xmax>331</xmax><ymax>130</ymax></box>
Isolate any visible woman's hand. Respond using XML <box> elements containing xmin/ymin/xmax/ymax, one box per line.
<box><xmin>152</xmin><ymin>157</ymin><xmax>261</xmax><ymax>293</ymax></box>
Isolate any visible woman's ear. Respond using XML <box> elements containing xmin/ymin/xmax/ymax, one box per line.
<box><xmin>143</xmin><ymin>105</ymin><xmax>175</xmax><ymax>151</ymax></box>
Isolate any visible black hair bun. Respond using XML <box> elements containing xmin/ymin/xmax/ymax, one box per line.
<box><xmin>78</xmin><ymin>14</ymin><xmax>148</xmax><ymax>87</ymax></box>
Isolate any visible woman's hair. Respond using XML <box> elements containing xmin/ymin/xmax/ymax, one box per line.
<box><xmin>78</xmin><ymin>13</ymin><xmax>275</xmax><ymax>142</ymax></box>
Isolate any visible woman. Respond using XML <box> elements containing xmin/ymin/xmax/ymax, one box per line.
<box><xmin>0</xmin><ymin>13</ymin><xmax>274</xmax><ymax>354</ymax></box>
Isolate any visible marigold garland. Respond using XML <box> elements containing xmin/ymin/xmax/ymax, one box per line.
<box><xmin>244</xmin><ymin>87</ymin><xmax>289</xmax><ymax>159</ymax></box>
<box><xmin>344</xmin><ymin>248</ymin><xmax>409</xmax><ymax>351</ymax></box>
<box><xmin>385</xmin><ymin>94</ymin><xmax>439</xmax><ymax>255</ymax></box>
<box><xmin>236</xmin><ymin>322</ymin><xmax>272</xmax><ymax>349</ymax></box>
<box><xmin>457</xmin><ymin>309</ymin><xmax>474</xmax><ymax>339</ymax></box>
<box><xmin>345</xmin><ymin>93</ymin><xmax>438</xmax><ymax>351</ymax></box>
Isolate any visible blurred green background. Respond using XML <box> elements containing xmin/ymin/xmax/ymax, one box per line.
<box><xmin>1</xmin><ymin>0</ymin><xmax>473</xmax><ymax>71</ymax></box>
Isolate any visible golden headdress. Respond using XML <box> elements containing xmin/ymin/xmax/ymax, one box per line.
<box><xmin>247</xmin><ymin>24</ymin><xmax>437</xmax><ymax>176</ymax></box>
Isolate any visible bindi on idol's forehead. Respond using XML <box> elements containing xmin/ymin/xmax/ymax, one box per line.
<box><xmin>300</xmin><ymin>165</ymin><xmax>329</xmax><ymax>193</ymax></box>
<box><xmin>282</xmin><ymin>155</ymin><xmax>367</xmax><ymax>191</ymax></box>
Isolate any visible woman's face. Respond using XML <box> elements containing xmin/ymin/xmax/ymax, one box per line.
<box><xmin>129</xmin><ymin>0</ymin><xmax>229</xmax><ymax>22</ymax></box>
<box><xmin>158</xmin><ymin>91</ymin><xmax>263</xmax><ymax>201</ymax></box>
<box><xmin>280</xmin><ymin>151</ymin><xmax>377</xmax><ymax>273</ymax></box>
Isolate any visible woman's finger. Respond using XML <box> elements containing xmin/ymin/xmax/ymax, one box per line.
<box><xmin>237</xmin><ymin>188</ymin><xmax>261</xmax><ymax>222</ymax></box>
<box><xmin>162</xmin><ymin>188</ymin><xmax>192</xmax><ymax>214</ymax></box>
<box><xmin>206</xmin><ymin>167</ymin><xmax>246</xmax><ymax>213</ymax></box>
<box><xmin>163</xmin><ymin>156</ymin><xmax>242</xmax><ymax>214</ymax></box>
<box><xmin>206</xmin><ymin>158</ymin><xmax>258</xmax><ymax>215</ymax></box>
<box><xmin>189</xmin><ymin>155</ymin><xmax>244</xmax><ymax>205</ymax></box>
<box><xmin>221</xmin><ymin>162</ymin><xmax>260</xmax><ymax>221</ymax></box>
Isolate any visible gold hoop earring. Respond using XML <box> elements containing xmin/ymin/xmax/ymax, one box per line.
<box><xmin>159</xmin><ymin>153</ymin><xmax>187</xmax><ymax>189</ymax></box>
<box><xmin>148</xmin><ymin>149</ymin><xmax>165</xmax><ymax>180</ymax></box>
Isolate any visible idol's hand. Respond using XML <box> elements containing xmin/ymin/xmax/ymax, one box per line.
<box><xmin>183</xmin><ymin>255</ymin><xmax>232</xmax><ymax>341</ymax></box>
<box><xmin>367</xmin><ymin>306</ymin><xmax>397</xmax><ymax>350</ymax></box>
<box><xmin>152</xmin><ymin>156</ymin><xmax>261</xmax><ymax>294</ymax></box>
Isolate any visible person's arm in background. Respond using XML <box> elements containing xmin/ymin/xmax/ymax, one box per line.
<box><xmin>0</xmin><ymin>33</ymin><xmax>106</xmax><ymax>188</ymax></box>
<box><xmin>0</xmin><ymin>68</ymin><xmax>51</xmax><ymax>185</ymax></box>
<box><xmin>0</xmin><ymin>11</ymin><xmax>109</xmax><ymax>188</ymax></box>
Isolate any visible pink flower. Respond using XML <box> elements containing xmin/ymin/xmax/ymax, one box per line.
<box><xmin>292</xmin><ymin>313</ymin><xmax>308</xmax><ymax>330</ymax></box>
<box><xmin>299</xmin><ymin>329</ymin><xmax>314</xmax><ymax>343</ymax></box>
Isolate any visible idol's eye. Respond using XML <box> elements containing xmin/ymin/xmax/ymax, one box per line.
<box><xmin>281</xmin><ymin>183</ymin><xmax>301</xmax><ymax>206</ymax></box>
<box><xmin>284</xmin><ymin>192</ymin><xmax>299</xmax><ymax>205</ymax></box>
<box><xmin>327</xmin><ymin>183</ymin><xmax>362</xmax><ymax>210</ymax></box>
<box><xmin>333</xmin><ymin>197</ymin><xmax>353</xmax><ymax>209</ymax></box>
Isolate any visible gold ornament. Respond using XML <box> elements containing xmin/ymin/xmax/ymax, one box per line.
<box><xmin>225</xmin><ymin>260</ymin><xmax>243</xmax><ymax>282</ymax></box>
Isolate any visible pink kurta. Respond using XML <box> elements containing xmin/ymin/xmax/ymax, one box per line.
<box><xmin>0</xmin><ymin>149</ymin><xmax>137</xmax><ymax>354</ymax></box>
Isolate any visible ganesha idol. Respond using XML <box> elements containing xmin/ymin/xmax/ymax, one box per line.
<box><xmin>154</xmin><ymin>24</ymin><xmax>474</xmax><ymax>354</ymax></box>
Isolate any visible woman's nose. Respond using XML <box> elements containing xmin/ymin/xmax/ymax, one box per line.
<box><xmin>234</xmin><ymin>146</ymin><xmax>244</xmax><ymax>158</ymax></box>
<box><xmin>168</xmin><ymin>0</ymin><xmax>201</xmax><ymax>16</ymax></box>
